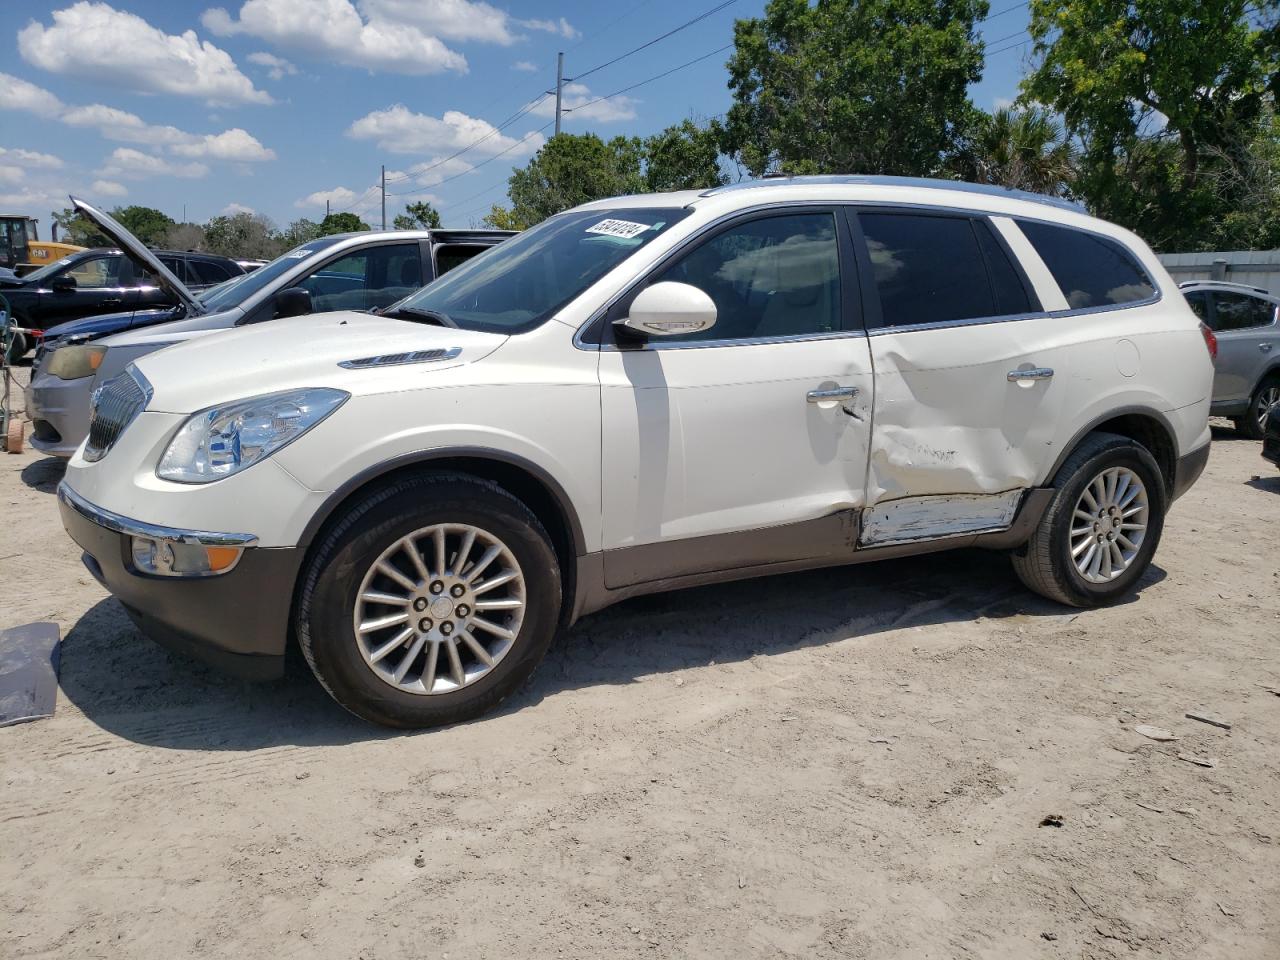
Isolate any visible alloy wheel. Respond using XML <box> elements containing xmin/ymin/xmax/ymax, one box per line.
<box><xmin>1069</xmin><ymin>466</ymin><xmax>1149</xmax><ymax>583</ymax></box>
<box><xmin>353</xmin><ymin>523</ymin><xmax>526</xmax><ymax>695</ymax></box>
<box><xmin>1255</xmin><ymin>385</ymin><xmax>1280</xmax><ymax>432</ymax></box>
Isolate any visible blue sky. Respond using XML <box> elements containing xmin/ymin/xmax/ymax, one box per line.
<box><xmin>0</xmin><ymin>0</ymin><xmax>1034</xmax><ymax>232</ymax></box>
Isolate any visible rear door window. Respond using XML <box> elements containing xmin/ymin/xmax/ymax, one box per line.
<box><xmin>188</xmin><ymin>260</ymin><xmax>234</xmax><ymax>285</ymax></box>
<box><xmin>1017</xmin><ymin>220</ymin><xmax>1155</xmax><ymax>309</ymax></box>
<box><xmin>296</xmin><ymin>243</ymin><xmax>423</xmax><ymax>312</ymax></box>
<box><xmin>434</xmin><ymin>244</ymin><xmax>491</xmax><ymax>277</ymax></box>
<box><xmin>858</xmin><ymin>212</ymin><xmax>1031</xmax><ymax>327</ymax></box>
<box><xmin>1211</xmin><ymin>291</ymin><xmax>1276</xmax><ymax>331</ymax></box>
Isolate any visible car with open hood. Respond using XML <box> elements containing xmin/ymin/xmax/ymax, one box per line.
<box><xmin>25</xmin><ymin>196</ymin><xmax>514</xmax><ymax>457</ymax></box>
<box><xmin>57</xmin><ymin>176</ymin><xmax>1213</xmax><ymax>729</ymax></box>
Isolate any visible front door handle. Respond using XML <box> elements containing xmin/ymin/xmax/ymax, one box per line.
<box><xmin>1261</xmin><ymin>343</ymin><xmax>1273</xmax><ymax>352</ymax></box>
<box><xmin>1007</xmin><ymin>367</ymin><xmax>1055</xmax><ymax>382</ymax></box>
<box><xmin>807</xmin><ymin>386</ymin><xmax>858</xmax><ymax>403</ymax></box>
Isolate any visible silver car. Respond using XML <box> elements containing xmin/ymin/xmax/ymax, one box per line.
<box><xmin>26</xmin><ymin>197</ymin><xmax>513</xmax><ymax>457</ymax></box>
<box><xmin>1182</xmin><ymin>280</ymin><xmax>1280</xmax><ymax>438</ymax></box>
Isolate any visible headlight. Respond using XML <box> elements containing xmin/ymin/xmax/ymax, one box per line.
<box><xmin>46</xmin><ymin>343</ymin><xmax>107</xmax><ymax>380</ymax></box>
<box><xmin>157</xmin><ymin>388</ymin><xmax>348</xmax><ymax>484</ymax></box>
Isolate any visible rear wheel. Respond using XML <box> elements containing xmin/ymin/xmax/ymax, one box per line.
<box><xmin>1011</xmin><ymin>432</ymin><xmax>1166</xmax><ymax>607</ymax></box>
<box><xmin>1234</xmin><ymin>377</ymin><xmax>1280</xmax><ymax>440</ymax></box>
<box><xmin>296</xmin><ymin>474</ymin><xmax>562</xmax><ymax>728</ymax></box>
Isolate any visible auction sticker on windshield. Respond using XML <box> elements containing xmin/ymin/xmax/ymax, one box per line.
<box><xmin>585</xmin><ymin>219</ymin><xmax>652</xmax><ymax>240</ymax></box>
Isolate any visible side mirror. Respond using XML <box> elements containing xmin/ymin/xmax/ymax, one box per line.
<box><xmin>615</xmin><ymin>281</ymin><xmax>717</xmax><ymax>339</ymax></box>
<box><xmin>51</xmin><ymin>275</ymin><xmax>77</xmax><ymax>293</ymax></box>
<box><xmin>274</xmin><ymin>286</ymin><xmax>313</xmax><ymax>319</ymax></box>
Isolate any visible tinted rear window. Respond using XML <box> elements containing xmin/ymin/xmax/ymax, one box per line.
<box><xmin>860</xmin><ymin>212</ymin><xmax>1031</xmax><ymax>327</ymax></box>
<box><xmin>1018</xmin><ymin>221</ymin><xmax>1155</xmax><ymax>309</ymax></box>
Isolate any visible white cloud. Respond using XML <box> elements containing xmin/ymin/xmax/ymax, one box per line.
<box><xmin>246</xmin><ymin>50</ymin><xmax>297</xmax><ymax>80</ymax></box>
<box><xmin>359</xmin><ymin>0</ymin><xmax>515</xmax><ymax>44</ymax></box>
<box><xmin>0</xmin><ymin>147</ymin><xmax>65</xmax><ymax>169</ymax></box>
<box><xmin>0</xmin><ymin>166</ymin><xmax>23</xmax><ymax>185</ymax></box>
<box><xmin>19</xmin><ymin>2</ymin><xmax>271</xmax><ymax>105</ymax></box>
<box><xmin>512</xmin><ymin>60</ymin><xmax>538</xmax><ymax>72</ymax></box>
<box><xmin>98</xmin><ymin>147</ymin><xmax>209</xmax><ymax>180</ymax></box>
<box><xmin>0</xmin><ymin>72</ymin><xmax>64</xmax><ymax>114</ymax></box>
<box><xmin>520</xmin><ymin>16</ymin><xmax>579</xmax><ymax>40</ymax></box>
<box><xmin>221</xmin><ymin>201</ymin><xmax>256</xmax><ymax>215</ymax></box>
<box><xmin>347</xmin><ymin>105</ymin><xmax>544</xmax><ymax>156</ymax></box>
<box><xmin>530</xmin><ymin>83</ymin><xmax>636</xmax><ymax>123</ymax></box>
<box><xmin>295</xmin><ymin>186</ymin><xmax>357</xmax><ymax>209</ymax></box>
<box><xmin>203</xmin><ymin>0</ymin><xmax>467</xmax><ymax>75</ymax></box>
<box><xmin>404</xmin><ymin>157</ymin><xmax>475</xmax><ymax>186</ymax></box>
<box><xmin>91</xmin><ymin>179</ymin><xmax>128</xmax><ymax>197</ymax></box>
<box><xmin>172</xmin><ymin>128</ymin><xmax>276</xmax><ymax>162</ymax></box>
<box><xmin>61</xmin><ymin>104</ymin><xmax>194</xmax><ymax>146</ymax></box>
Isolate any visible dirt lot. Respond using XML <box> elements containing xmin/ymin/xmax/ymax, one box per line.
<box><xmin>2</xmin><ymin>364</ymin><xmax>1279</xmax><ymax>959</ymax></box>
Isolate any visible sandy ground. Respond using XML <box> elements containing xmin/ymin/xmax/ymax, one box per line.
<box><xmin>2</xmin><ymin>362</ymin><xmax>1279</xmax><ymax>959</ymax></box>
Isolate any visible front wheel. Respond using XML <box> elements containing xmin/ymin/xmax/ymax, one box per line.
<box><xmin>1011</xmin><ymin>432</ymin><xmax>1166</xmax><ymax>607</ymax></box>
<box><xmin>296</xmin><ymin>474</ymin><xmax>562</xmax><ymax>728</ymax></box>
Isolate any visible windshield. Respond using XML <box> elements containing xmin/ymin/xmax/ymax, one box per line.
<box><xmin>197</xmin><ymin>236</ymin><xmax>346</xmax><ymax>312</ymax></box>
<box><xmin>21</xmin><ymin>255</ymin><xmax>80</xmax><ymax>285</ymax></box>
<box><xmin>395</xmin><ymin>207</ymin><xmax>691</xmax><ymax>333</ymax></box>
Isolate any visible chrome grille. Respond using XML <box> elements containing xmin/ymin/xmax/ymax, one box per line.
<box><xmin>84</xmin><ymin>367</ymin><xmax>151</xmax><ymax>462</ymax></box>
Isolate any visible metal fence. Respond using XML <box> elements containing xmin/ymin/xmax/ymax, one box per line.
<box><xmin>1158</xmin><ymin>250</ymin><xmax>1280</xmax><ymax>295</ymax></box>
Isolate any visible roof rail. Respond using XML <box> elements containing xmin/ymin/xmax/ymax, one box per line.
<box><xmin>1177</xmin><ymin>279</ymin><xmax>1272</xmax><ymax>296</ymax></box>
<box><xmin>700</xmin><ymin>174</ymin><xmax>1086</xmax><ymax>213</ymax></box>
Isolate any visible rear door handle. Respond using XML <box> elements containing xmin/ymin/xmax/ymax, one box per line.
<box><xmin>807</xmin><ymin>386</ymin><xmax>858</xmax><ymax>402</ymax></box>
<box><xmin>1007</xmin><ymin>367</ymin><xmax>1054</xmax><ymax>382</ymax></box>
<box><xmin>1261</xmin><ymin>343</ymin><xmax>1273</xmax><ymax>352</ymax></box>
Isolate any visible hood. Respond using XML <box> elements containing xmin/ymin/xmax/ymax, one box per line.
<box><xmin>44</xmin><ymin>304</ymin><xmax>185</xmax><ymax>343</ymax></box>
<box><xmin>133</xmin><ymin>311</ymin><xmax>508</xmax><ymax>413</ymax></box>
<box><xmin>70</xmin><ymin>195</ymin><xmax>203</xmax><ymax>317</ymax></box>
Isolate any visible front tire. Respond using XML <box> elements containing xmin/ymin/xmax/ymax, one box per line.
<box><xmin>296</xmin><ymin>474</ymin><xmax>562</xmax><ymax>728</ymax></box>
<box><xmin>1011</xmin><ymin>432</ymin><xmax>1166</xmax><ymax>607</ymax></box>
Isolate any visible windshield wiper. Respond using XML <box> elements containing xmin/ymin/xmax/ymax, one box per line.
<box><xmin>388</xmin><ymin>305</ymin><xmax>457</xmax><ymax>328</ymax></box>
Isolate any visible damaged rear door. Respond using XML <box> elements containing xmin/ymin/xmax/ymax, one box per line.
<box><xmin>850</xmin><ymin>207</ymin><xmax>1068</xmax><ymax>546</ymax></box>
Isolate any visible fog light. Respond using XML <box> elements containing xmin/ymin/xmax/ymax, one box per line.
<box><xmin>130</xmin><ymin>536</ymin><xmax>244</xmax><ymax>577</ymax></box>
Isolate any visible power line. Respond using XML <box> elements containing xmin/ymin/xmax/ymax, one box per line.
<box><xmin>564</xmin><ymin>43</ymin><xmax>735</xmax><ymax>115</ymax></box>
<box><xmin>386</xmin><ymin>122</ymin><xmax>555</xmax><ymax>199</ymax></box>
<box><xmin>567</xmin><ymin>0</ymin><xmax>739</xmax><ymax>84</ymax></box>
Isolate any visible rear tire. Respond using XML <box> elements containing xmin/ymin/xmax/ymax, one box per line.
<box><xmin>1234</xmin><ymin>376</ymin><xmax>1280</xmax><ymax>440</ymax></box>
<box><xmin>1011</xmin><ymin>432</ymin><xmax>1166</xmax><ymax>607</ymax></box>
<box><xmin>296</xmin><ymin>473</ymin><xmax>562</xmax><ymax>728</ymax></box>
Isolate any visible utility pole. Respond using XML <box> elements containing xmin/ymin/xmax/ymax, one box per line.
<box><xmin>554</xmin><ymin>51</ymin><xmax>564</xmax><ymax>136</ymax></box>
<box><xmin>325</xmin><ymin>198</ymin><xmax>330</xmax><ymax>219</ymax></box>
<box><xmin>381</xmin><ymin>164</ymin><xmax>387</xmax><ymax>231</ymax></box>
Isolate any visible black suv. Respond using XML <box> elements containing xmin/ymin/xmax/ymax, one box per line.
<box><xmin>0</xmin><ymin>247</ymin><xmax>244</xmax><ymax>357</ymax></box>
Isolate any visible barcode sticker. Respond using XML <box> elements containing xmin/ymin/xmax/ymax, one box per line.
<box><xmin>585</xmin><ymin>219</ymin><xmax>651</xmax><ymax>240</ymax></box>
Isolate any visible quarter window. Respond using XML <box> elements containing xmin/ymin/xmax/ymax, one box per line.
<box><xmin>1018</xmin><ymin>220</ymin><xmax>1155</xmax><ymax>309</ymax></box>
<box><xmin>859</xmin><ymin>212</ymin><xmax>1030</xmax><ymax>327</ymax></box>
<box><xmin>1211</xmin><ymin>291</ymin><xmax>1276</xmax><ymax>332</ymax></box>
<box><xmin>650</xmin><ymin>212</ymin><xmax>842</xmax><ymax>342</ymax></box>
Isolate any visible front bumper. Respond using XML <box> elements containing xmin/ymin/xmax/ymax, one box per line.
<box><xmin>58</xmin><ymin>482</ymin><xmax>302</xmax><ymax>680</ymax></box>
<box><xmin>25</xmin><ymin>370</ymin><xmax>94</xmax><ymax>458</ymax></box>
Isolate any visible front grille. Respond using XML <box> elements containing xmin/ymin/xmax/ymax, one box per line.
<box><xmin>84</xmin><ymin>367</ymin><xmax>151</xmax><ymax>462</ymax></box>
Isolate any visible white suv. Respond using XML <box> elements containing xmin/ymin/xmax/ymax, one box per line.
<box><xmin>57</xmin><ymin>176</ymin><xmax>1214</xmax><ymax>728</ymax></box>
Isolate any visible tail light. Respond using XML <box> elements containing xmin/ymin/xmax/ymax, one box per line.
<box><xmin>1199</xmin><ymin>322</ymin><xmax>1217</xmax><ymax>361</ymax></box>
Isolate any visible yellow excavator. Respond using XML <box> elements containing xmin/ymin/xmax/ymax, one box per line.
<box><xmin>1</xmin><ymin>214</ymin><xmax>85</xmax><ymax>276</ymax></box>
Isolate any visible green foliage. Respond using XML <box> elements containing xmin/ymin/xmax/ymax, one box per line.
<box><xmin>953</xmin><ymin>107</ymin><xmax>1077</xmax><ymax>195</ymax></box>
<box><xmin>1021</xmin><ymin>0</ymin><xmax>1280</xmax><ymax>248</ymax></box>
<box><xmin>203</xmin><ymin>212</ymin><xmax>284</xmax><ymax>259</ymax></box>
<box><xmin>723</xmin><ymin>0</ymin><xmax>988</xmax><ymax>177</ymax></box>
<box><xmin>51</xmin><ymin>207</ymin><xmax>111</xmax><ymax>247</ymax></box>
<box><xmin>502</xmin><ymin>133</ymin><xmax>645</xmax><ymax>228</ymax></box>
<box><xmin>317</xmin><ymin>212</ymin><xmax>370</xmax><ymax>236</ymax></box>
<box><xmin>393</xmin><ymin>201</ymin><xmax>442</xmax><ymax>230</ymax></box>
<box><xmin>164</xmin><ymin>222</ymin><xmax>207</xmax><ymax>251</ymax></box>
<box><xmin>279</xmin><ymin>218</ymin><xmax>321</xmax><ymax>248</ymax></box>
<box><xmin>480</xmin><ymin>204</ymin><xmax>526</xmax><ymax>231</ymax></box>
<box><xmin>643</xmin><ymin>119</ymin><xmax>729</xmax><ymax>192</ymax></box>
<box><xmin>109</xmin><ymin>205</ymin><xmax>176</xmax><ymax>247</ymax></box>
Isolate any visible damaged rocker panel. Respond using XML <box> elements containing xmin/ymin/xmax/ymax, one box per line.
<box><xmin>858</xmin><ymin>489</ymin><xmax>1025</xmax><ymax>547</ymax></box>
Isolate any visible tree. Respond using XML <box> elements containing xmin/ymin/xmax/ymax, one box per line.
<box><xmin>500</xmin><ymin>133</ymin><xmax>645</xmax><ymax>228</ymax></box>
<box><xmin>722</xmin><ymin>0</ymin><xmax>988</xmax><ymax>177</ymax></box>
<box><xmin>394</xmin><ymin>201</ymin><xmax>442</xmax><ymax>230</ymax></box>
<box><xmin>481</xmin><ymin>204</ymin><xmax>525</xmax><ymax>230</ymax></box>
<box><xmin>1021</xmin><ymin>0</ymin><xmax>1279</xmax><ymax>248</ymax></box>
<box><xmin>203</xmin><ymin>211</ymin><xmax>283</xmax><ymax>259</ymax></box>
<box><xmin>317</xmin><ymin>212</ymin><xmax>370</xmax><ymax>236</ymax></box>
<box><xmin>954</xmin><ymin>107</ymin><xmax>1077</xmax><ymax>195</ymax></box>
<box><xmin>642</xmin><ymin>119</ymin><xmax>729</xmax><ymax>192</ymax></box>
<box><xmin>51</xmin><ymin>207</ymin><xmax>111</xmax><ymax>247</ymax></box>
<box><xmin>164</xmin><ymin>222</ymin><xmax>206</xmax><ymax>251</ymax></box>
<box><xmin>109</xmin><ymin>205</ymin><xmax>176</xmax><ymax>246</ymax></box>
<box><xmin>279</xmin><ymin>218</ymin><xmax>321</xmax><ymax>248</ymax></box>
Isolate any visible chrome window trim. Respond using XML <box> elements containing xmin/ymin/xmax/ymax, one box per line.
<box><xmin>571</xmin><ymin>197</ymin><xmax>1164</xmax><ymax>350</ymax></box>
<box><xmin>58</xmin><ymin>481</ymin><xmax>259</xmax><ymax>547</ymax></box>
